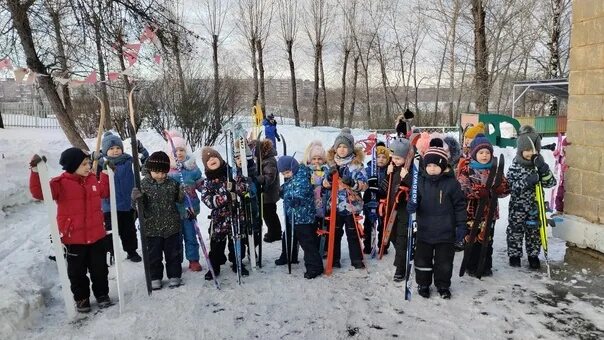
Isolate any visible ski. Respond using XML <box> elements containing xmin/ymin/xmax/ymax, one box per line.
<box><xmin>128</xmin><ymin>88</ymin><xmax>153</xmax><ymax>295</ymax></box>
<box><xmin>280</xmin><ymin>134</ymin><xmax>287</xmax><ymax>156</ymax></box>
<box><xmin>107</xmin><ymin>167</ymin><xmax>126</xmax><ymax>312</ymax></box>
<box><xmin>236</xmin><ymin>127</ymin><xmax>257</xmax><ymax>271</ymax></box>
<box><xmin>459</xmin><ymin>158</ymin><xmax>498</xmax><ymax>277</ymax></box>
<box><xmin>165</xmin><ymin>131</ymin><xmax>220</xmax><ymax>289</ymax></box>
<box><xmin>528</xmin><ymin>138</ymin><xmax>551</xmax><ymax>278</ymax></box>
<box><xmin>37</xmin><ymin>160</ymin><xmax>77</xmax><ymax>318</ymax></box>
<box><xmin>404</xmin><ymin>157</ymin><xmax>419</xmax><ymax>300</ymax></box>
<box><xmin>475</xmin><ymin>155</ymin><xmax>505</xmax><ymax>279</ymax></box>
<box><xmin>368</xmin><ymin>144</ymin><xmax>379</xmax><ymax>258</ymax></box>
<box><xmin>226</xmin><ymin>130</ymin><xmax>244</xmax><ymax>284</ymax></box>
<box><xmin>323</xmin><ymin>172</ymin><xmax>339</xmax><ymax>276</ymax></box>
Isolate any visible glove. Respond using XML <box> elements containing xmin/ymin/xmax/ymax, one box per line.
<box><xmin>186</xmin><ymin>208</ymin><xmax>196</xmax><ymax>220</ymax></box>
<box><xmin>90</xmin><ymin>151</ymin><xmax>102</xmax><ymax>161</ymax></box>
<box><xmin>367</xmin><ymin>176</ymin><xmax>378</xmax><ymax>191</ymax></box>
<box><xmin>137</xmin><ymin>140</ymin><xmax>145</xmax><ymax>153</ymax></box>
<box><xmin>454</xmin><ymin>225</ymin><xmax>466</xmax><ymax>251</ymax></box>
<box><xmin>475</xmin><ymin>186</ymin><xmax>489</xmax><ymax>199</ymax></box>
<box><xmin>327</xmin><ymin>166</ymin><xmax>338</xmax><ymax>181</ymax></box>
<box><xmin>29</xmin><ymin>154</ymin><xmax>46</xmax><ymax>168</ymax></box>
<box><xmin>131</xmin><ymin>188</ymin><xmax>143</xmax><ymax>201</ymax></box>
<box><xmin>532</xmin><ymin>154</ymin><xmax>549</xmax><ymax>174</ymax></box>
<box><xmin>406</xmin><ymin>201</ymin><xmax>417</xmax><ymax>214</ymax></box>
<box><xmin>454</xmin><ymin>241</ymin><xmax>465</xmax><ymax>252</ymax></box>
<box><xmin>341</xmin><ymin>176</ymin><xmax>355</xmax><ymax>188</ymax></box>
<box><xmin>526</xmin><ymin>173</ymin><xmax>540</xmax><ymax>186</ymax></box>
<box><xmin>104</xmin><ymin>160</ymin><xmax>116</xmax><ymax>171</ymax></box>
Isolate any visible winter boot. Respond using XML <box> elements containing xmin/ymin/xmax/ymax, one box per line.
<box><xmin>168</xmin><ymin>277</ymin><xmax>182</xmax><ymax>288</ymax></box>
<box><xmin>151</xmin><ymin>279</ymin><xmax>162</xmax><ymax>290</ymax></box>
<box><xmin>263</xmin><ymin>233</ymin><xmax>281</xmax><ymax>243</ymax></box>
<box><xmin>437</xmin><ymin>288</ymin><xmax>451</xmax><ymax>299</ymax></box>
<box><xmin>528</xmin><ymin>256</ymin><xmax>541</xmax><ymax>269</ymax></box>
<box><xmin>189</xmin><ymin>261</ymin><xmax>202</xmax><ymax>272</ymax></box>
<box><xmin>482</xmin><ymin>268</ymin><xmax>493</xmax><ymax>277</ymax></box>
<box><xmin>418</xmin><ymin>286</ymin><xmax>430</xmax><ymax>299</ymax></box>
<box><xmin>76</xmin><ymin>298</ymin><xmax>91</xmax><ymax>313</ymax></box>
<box><xmin>352</xmin><ymin>261</ymin><xmax>365</xmax><ymax>269</ymax></box>
<box><xmin>205</xmin><ymin>266</ymin><xmax>220</xmax><ymax>281</ymax></box>
<box><xmin>304</xmin><ymin>271</ymin><xmax>322</xmax><ymax>279</ymax></box>
<box><xmin>127</xmin><ymin>251</ymin><xmax>142</xmax><ymax>263</ymax></box>
<box><xmin>275</xmin><ymin>255</ymin><xmax>288</xmax><ymax>266</ymax></box>
<box><xmin>231</xmin><ymin>263</ymin><xmax>250</xmax><ymax>276</ymax></box>
<box><xmin>509</xmin><ymin>256</ymin><xmax>521</xmax><ymax>267</ymax></box>
<box><xmin>363</xmin><ymin>246</ymin><xmax>372</xmax><ymax>255</ymax></box>
<box><xmin>393</xmin><ymin>266</ymin><xmax>405</xmax><ymax>282</ymax></box>
<box><xmin>97</xmin><ymin>295</ymin><xmax>113</xmax><ymax>308</ymax></box>
<box><xmin>332</xmin><ymin>261</ymin><xmax>342</xmax><ymax>268</ymax></box>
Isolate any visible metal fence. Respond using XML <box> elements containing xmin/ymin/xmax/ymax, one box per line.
<box><xmin>1</xmin><ymin>102</ymin><xmax>61</xmax><ymax>128</ymax></box>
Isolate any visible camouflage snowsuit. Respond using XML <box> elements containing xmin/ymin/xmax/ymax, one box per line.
<box><xmin>506</xmin><ymin>157</ymin><xmax>556</xmax><ymax>257</ymax></box>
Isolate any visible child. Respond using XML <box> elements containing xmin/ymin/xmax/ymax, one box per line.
<box><xmin>407</xmin><ymin>139</ymin><xmax>467</xmax><ymax>299</ymax></box>
<box><xmin>99</xmin><ymin>131</ymin><xmax>144</xmax><ymax>263</ymax></box>
<box><xmin>165</xmin><ymin>131</ymin><xmax>203</xmax><ymax>272</ymax></box>
<box><xmin>362</xmin><ymin>144</ymin><xmax>390</xmax><ymax>254</ymax></box>
<box><xmin>29</xmin><ymin>148</ymin><xmax>111</xmax><ymax>312</ymax></box>
<box><xmin>131</xmin><ymin>151</ymin><xmax>184</xmax><ymax>290</ymax></box>
<box><xmin>251</xmin><ymin>139</ymin><xmax>282</xmax><ymax>243</ymax></box>
<box><xmin>506</xmin><ymin>126</ymin><xmax>556</xmax><ymax>269</ymax></box>
<box><xmin>381</xmin><ymin>138</ymin><xmax>413</xmax><ymax>282</ymax></box>
<box><xmin>323</xmin><ymin>128</ymin><xmax>368</xmax><ymax>269</ymax></box>
<box><xmin>277</xmin><ymin>156</ymin><xmax>324</xmax><ymax>278</ymax></box>
<box><xmin>553</xmin><ymin>136</ymin><xmax>569</xmax><ymax>214</ymax></box>
<box><xmin>302</xmin><ymin>141</ymin><xmax>329</xmax><ymax>249</ymax></box>
<box><xmin>262</xmin><ymin>113</ymin><xmax>281</xmax><ymax>153</ymax></box>
<box><xmin>457</xmin><ymin>134</ymin><xmax>509</xmax><ymax>277</ymax></box>
<box><xmin>199</xmin><ymin>147</ymin><xmax>249</xmax><ymax>280</ymax></box>
<box><xmin>458</xmin><ymin>123</ymin><xmax>486</xmax><ymax>174</ymax></box>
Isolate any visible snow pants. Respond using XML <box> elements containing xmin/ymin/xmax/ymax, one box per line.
<box><xmin>103</xmin><ymin>210</ymin><xmax>138</xmax><ymax>255</ymax></box>
<box><xmin>507</xmin><ymin>210</ymin><xmax>541</xmax><ymax>258</ymax></box>
<box><xmin>181</xmin><ymin>219</ymin><xmax>200</xmax><ymax>262</ymax></box>
<box><xmin>263</xmin><ymin>203</ymin><xmax>282</xmax><ymax>240</ymax></box>
<box><xmin>362</xmin><ymin>209</ymin><xmax>386</xmax><ymax>252</ymax></box>
<box><xmin>65</xmin><ymin>239</ymin><xmax>109</xmax><ymax>301</ymax></box>
<box><xmin>333</xmin><ymin>214</ymin><xmax>363</xmax><ymax>267</ymax></box>
<box><xmin>208</xmin><ymin>235</ymin><xmax>246</xmax><ymax>271</ymax></box>
<box><xmin>147</xmin><ymin>232</ymin><xmax>183</xmax><ymax>280</ymax></box>
<box><xmin>414</xmin><ymin>241</ymin><xmax>454</xmax><ymax>289</ymax></box>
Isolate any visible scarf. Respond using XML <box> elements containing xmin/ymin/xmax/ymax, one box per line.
<box><xmin>205</xmin><ymin>161</ymin><xmax>228</xmax><ymax>181</ymax></box>
<box><xmin>469</xmin><ymin>160</ymin><xmax>492</xmax><ymax>170</ymax></box>
<box><xmin>105</xmin><ymin>153</ymin><xmax>131</xmax><ymax>165</ymax></box>
<box><xmin>334</xmin><ymin>153</ymin><xmax>354</xmax><ymax>167</ymax></box>
<box><xmin>514</xmin><ymin>155</ymin><xmax>534</xmax><ymax>168</ymax></box>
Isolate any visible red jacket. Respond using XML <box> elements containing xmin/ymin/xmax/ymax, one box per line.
<box><xmin>30</xmin><ymin>171</ymin><xmax>109</xmax><ymax>245</ymax></box>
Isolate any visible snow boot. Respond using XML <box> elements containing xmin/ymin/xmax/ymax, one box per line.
<box><xmin>76</xmin><ymin>298</ymin><xmax>91</xmax><ymax>313</ymax></box>
<box><xmin>168</xmin><ymin>277</ymin><xmax>182</xmax><ymax>288</ymax></box>
<box><xmin>151</xmin><ymin>279</ymin><xmax>162</xmax><ymax>290</ymax></box>
<box><xmin>205</xmin><ymin>266</ymin><xmax>220</xmax><ymax>281</ymax></box>
<box><xmin>189</xmin><ymin>261</ymin><xmax>202</xmax><ymax>272</ymax></box>
<box><xmin>263</xmin><ymin>233</ymin><xmax>281</xmax><ymax>243</ymax></box>
<box><xmin>127</xmin><ymin>251</ymin><xmax>142</xmax><ymax>262</ymax></box>
<box><xmin>509</xmin><ymin>256</ymin><xmax>521</xmax><ymax>267</ymax></box>
<box><xmin>333</xmin><ymin>261</ymin><xmax>342</xmax><ymax>268</ymax></box>
<box><xmin>231</xmin><ymin>263</ymin><xmax>249</xmax><ymax>276</ymax></box>
<box><xmin>304</xmin><ymin>271</ymin><xmax>322</xmax><ymax>279</ymax></box>
<box><xmin>97</xmin><ymin>295</ymin><xmax>113</xmax><ymax>308</ymax></box>
<box><xmin>437</xmin><ymin>288</ymin><xmax>451</xmax><ymax>299</ymax></box>
<box><xmin>393</xmin><ymin>266</ymin><xmax>405</xmax><ymax>282</ymax></box>
<box><xmin>352</xmin><ymin>261</ymin><xmax>365</xmax><ymax>269</ymax></box>
<box><xmin>275</xmin><ymin>256</ymin><xmax>287</xmax><ymax>266</ymax></box>
<box><xmin>418</xmin><ymin>286</ymin><xmax>430</xmax><ymax>299</ymax></box>
<box><xmin>482</xmin><ymin>268</ymin><xmax>493</xmax><ymax>277</ymax></box>
<box><xmin>528</xmin><ymin>256</ymin><xmax>541</xmax><ymax>269</ymax></box>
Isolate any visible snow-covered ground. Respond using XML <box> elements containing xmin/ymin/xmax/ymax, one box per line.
<box><xmin>0</xmin><ymin>126</ymin><xmax>603</xmax><ymax>340</ymax></box>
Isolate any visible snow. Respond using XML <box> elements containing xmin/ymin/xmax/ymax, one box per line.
<box><xmin>0</xmin><ymin>127</ymin><xmax>603</xmax><ymax>340</ymax></box>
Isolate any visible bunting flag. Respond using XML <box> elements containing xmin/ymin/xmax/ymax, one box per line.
<box><xmin>123</xmin><ymin>43</ymin><xmax>141</xmax><ymax>67</ymax></box>
<box><xmin>153</xmin><ymin>54</ymin><xmax>161</xmax><ymax>64</ymax></box>
<box><xmin>83</xmin><ymin>70</ymin><xmax>98</xmax><ymax>84</ymax></box>
<box><xmin>108</xmin><ymin>72</ymin><xmax>121</xmax><ymax>82</ymax></box>
<box><xmin>0</xmin><ymin>58</ymin><xmax>13</xmax><ymax>70</ymax></box>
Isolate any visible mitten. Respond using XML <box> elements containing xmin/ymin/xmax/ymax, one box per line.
<box><xmin>131</xmin><ymin>188</ymin><xmax>143</xmax><ymax>201</ymax></box>
<box><xmin>532</xmin><ymin>154</ymin><xmax>549</xmax><ymax>174</ymax></box>
<box><xmin>29</xmin><ymin>154</ymin><xmax>46</xmax><ymax>168</ymax></box>
<box><xmin>526</xmin><ymin>173</ymin><xmax>540</xmax><ymax>186</ymax></box>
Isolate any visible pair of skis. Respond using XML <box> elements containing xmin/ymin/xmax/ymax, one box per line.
<box><xmin>459</xmin><ymin>155</ymin><xmax>505</xmax><ymax>278</ymax></box>
<box><xmin>225</xmin><ymin>130</ymin><xmax>245</xmax><ymax>285</ymax></box>
<box><xmin>528</xmin><ymin>139</ymin><xmax>551</xmax><ymax>278</ymax></box>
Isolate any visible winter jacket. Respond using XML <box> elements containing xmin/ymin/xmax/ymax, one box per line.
<box><xmin>139</xmin><ymin>176</ymin><xmax>184</xmax><ymax>238</ymax></box>
<box><xmin>415</xmin><ymin>168</ymin><xmax>467</xmax><ymax>244</ymax></box>
<box><xmin>309</xmin><ymin>164</ymin><xmax>330</xmax><ymax>217</ymax></box>
<box><xmin>457</xmin><ymin>160</ymin><xmax>510</xmax><ymax>222</ymax></box>
<box><xmin>168</xmin><ymin>156</ymin><xmax>203</xmax><ymax>218</ymax></box>
<box><xmin>507</xmin><ymin>157</ymin><xmax>556</xmax><ymax>217</ymax></box>
<box><xmin>281</xmin><ymin>165</ymin><xmax>316</xmax><ymax>225</ymax></box>
<box><xmin>324</xmin><ymin>147</ymin><xmax>368</xmax><ymax>216</ymax></box>
<box><xmin>237</xmin><ymin>159</ymin><xmax>261</xmax><ymax>233</ymax></box>
<box><xmin>363</xmin><ymin>161</ymin><xmax>388</xmax><ymax>204</ymax></box>
<box><xmin>30</xmin><ymin>171</ymin><xmax>109</xmax><ymax>245</ymax></box>
<box><xmin>100</xmin><ymin>154</ymin><xmax>135</xmax><ymax>212</ymax></box>
<box><xmin>254</xmin><ymin>140</ymin><xmax>280</xmax><ymax>204</ymax></box>
<box><xmin>262</xmin><ymin>118</ymin><xmax>278</xmax><ymax>148</ymax></box>
<box><xmin>380</xmin><ymin>164</ymin><xmax>412</xmax><ymax>221</ymax></box>
<box><xmin>199</xmin><ymin>167</ymin><xmax>248</xmax><ymax>240</ymax></box>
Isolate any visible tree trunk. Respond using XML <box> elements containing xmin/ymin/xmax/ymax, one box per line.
<box><xmin>257</xmin><ymin>39</ymin><xmax>267</xmax><ymax>115</ymax></box>
<box><xmin>213</xmin><ymin>34</ymin><xmax>221</xmax><ymax>132</ymax></box>
<box><xmin>548</xmin><ymin>0</ymin><xmax>563</xmax><ymax>116</ymax></box>
<box><xmin>0</xmin><ymin>111</ymin><xmax>4</xmax><ymax>128</ymax></box>
<box><xmin>363</xmin><ymin>63</ymin><xmax>371</xmax><ymax>128</ymax></box>
<box><xmin>339</xmin><ymin>48</ymin><xmax>350</xmax><ymax>128</ymax></box>
<box><xmin>348</xmin><ymin>55</ymin><xmax>359</xmax><ymax>127</ymax></box>
<box><xmin>250</xmin><ymin>37</ymin><xmax>259</xmax><ymax>106</ymax></box>
<box><xmin>116</xmin><ymin>35</ymin><xmax>134</xmax><ymax>138</ymax></box>
<box><xmin>312</xmin><ymin>44</ymin><xmax>320</xmax><ymax>126</ymax></box>
<box><xmin>378</xmin><ymin>53</ymin><xmax>390</xmax><ymax>124</ymax></box>
<box><xmin>448</xmin><ymin>2</ymin><xmax>459</xmax><ymax>126</ymax></box>
<box><xmin>8</xmin><ymin>0</ymin><xmax>86</xmax><ymax>149</ymax></box>
<box><xmin>471</xmin><ymin>0</ymin><xmax>489</xmax><ymax>113</ymax></box>
<box><xmin>286</xmin><ymin>40</ymin><xmax>300</xmax><ymax>126</ymax></box>
<box><xmin>456</xmin><ymin>52</ymin><xmax>470</xmax><ymax>121</ymax></box>
<box><xmin>93</xmin><ymin>14</ymin><xmax>111</xmax><ymax>129</ymax></box>
<box><xmin>171</xmin><ymin>35</ymin><xmax>187</xmax><ymax>97</ymax></box>
<box><xmin>48</xmin><ymin>6</ymin><xmax>74</xmax><ymax>119</ymax></box>
<box><xmin>320</xmin><ymin>52</ymin><xmax>328</xmax><ymax>126</ymax></box>
<box><xmin>433</xmin><ymin>36</ymin><xmax>449</xmax><ymax>126</ymax></box>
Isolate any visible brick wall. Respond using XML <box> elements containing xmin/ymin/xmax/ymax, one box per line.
<box><xmin>565</xmin><ymin>0</ymin><xmax>604</xmax><ymax>223</ymax></box>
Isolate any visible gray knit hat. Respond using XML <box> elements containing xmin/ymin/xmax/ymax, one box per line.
<box><xmin>389</xmin><ymin>138</ymin><xmax>410</xmax><ymax>158</ymax></box>
<box><xmin>101</xmin><ymin>131</ymin><xmax>123</xmax><ymax>155</ymax></box>
<box><xmin>332</xmin><ymin>128</ymin><xmax>354</xmax><ymax>155</ymax></box>
<box><xmin>516</xmin><ymin>125</ymin><xmax>541</xmax><ymax>156</ymax></box>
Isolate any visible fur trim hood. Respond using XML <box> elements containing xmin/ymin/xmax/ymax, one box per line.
<box><xmin>326</xmin><ymin>146</ymin><xmax>365</xmax><ymax>167</ymax></box>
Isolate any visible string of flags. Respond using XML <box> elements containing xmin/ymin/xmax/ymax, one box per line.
<box><xmin>0</xmin><ymin>25</ymin><xmax>162</xmax><ymax>87</ymax></box>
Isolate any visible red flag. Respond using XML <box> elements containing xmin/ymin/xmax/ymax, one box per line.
<box><xmin>84</xmin><ymin>70</ymin><xmax>97</xmax><ymax>84</ymax></box>
<box><xmin>153</xmin><ymin>54</ymin><xmax>161</xmax><ymax>64</ymax></box>
<box><xmin>123</xmin><ymin>43</ymin><xmax>141</xmax><ymax>66</ymax></box>
<box><xmin>0</xmin><ymin>58</ymin><xmax>13</xmax><ymax>70</ymax></box>
<box><xmin>108</xmin><ymin>72</ymin><xmax>120</xmax><ymax>82</ymax></box>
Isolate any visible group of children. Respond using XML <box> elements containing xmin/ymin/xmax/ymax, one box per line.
<box><xmin>28</xmin><ymin>122</ymin><xmax>557</xmax><ymax>312</ymax></box>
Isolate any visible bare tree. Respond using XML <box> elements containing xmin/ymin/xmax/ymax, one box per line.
<box><xmin>278</xmin><ymin>0</ymin><xmax>300</xmax><ymax>126</ymax></box>
<box><xmin>471</xmin><ymin>0</ymin><xmax>489</xmax><ymax>112</ymax></box>
<box><xmin>305</xmin><ymin>0</ymin><xmax>331</xmax><ymax>126</ymax></box>
<box><xmin>347</xmin><ymin>54</ymin><xmax>360</xmax><ymax>127</ymax></box>
<box><xmin>338</xmin><ymin>0</ymin><xmax>355</xmax><ymax>128</ymax></box>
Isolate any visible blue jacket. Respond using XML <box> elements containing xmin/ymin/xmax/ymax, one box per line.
<box><xmin>168</xmin><ymin>156</ymin><xmax>203</xmax><ymax>219</ymax></box>
<box><xmin>281</xmin><ymin>165</ymin><xmax>316</xmax><ymax>225</ymax></box>
<box><xmin>101</xmin><ymin>155</ymin><xmax>135</xmax><ymax>212</ymax></box>
<box><xmin>324</xmin><ymin>148</ymin><xmax>368</xmax><ymax>216</ymax></box>
<box><xmin>262</xmin><ymin>118</ymin><xmax>278</xmax><ymax>147</ymax></box>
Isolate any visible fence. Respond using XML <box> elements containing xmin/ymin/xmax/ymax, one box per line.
<box><xmin>1</xmin><ymin>102</ymin><xmax>61</xmax><ymax>128</ymax></box>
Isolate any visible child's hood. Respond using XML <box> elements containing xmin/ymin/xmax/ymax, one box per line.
<box><xmin>326</xmin><ymin>146</ymin><xmax>365</xmax><ymax>167</ymax></box>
